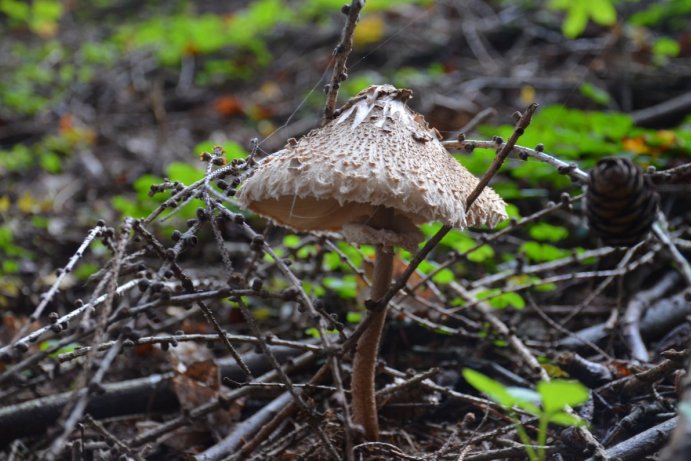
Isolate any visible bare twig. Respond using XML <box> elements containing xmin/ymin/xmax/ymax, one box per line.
<box><xmin>11</xmin><ymin>225</ymin><xmax>102</xmax><ymax>344</ymax></box>
<box><xmin>598</xmin><ymin>353</ymin><xmax>686</xmax><ymax>399</ymax></box>
<box><xmin>238</xmin><ymin>300</ymin><xmax>341</xmax><ymax>460</ymax></box>
<box><xmin>132</xmin><ymin>220</ymin><xmax>253</xmax><ymax>380</ymax></box>
<box><xmin>622</xmin><ymin>272</ymin><xmax>680</xmax><ymax>362</ymax></box>
<box><xmin>45</xmin><ymin>219</ymin><xmax>132</xmax><ymax>460</ymax></box>
<box><xmin>585</xmin><ymin>417</ymin><xmax>677</xmax><ymax>461</ymax></box>
<box><xmin>0</xmin><ymin>279</ymin><xmax>140</xmax><ymax>369</ymax></box>
<box><xmin>653</xmin><ymin>212</ymin><xmax>691</xmax><ymax>286</ymax></box>
<box><xmin>561</xmin><ymin>242</ymin><xmax>650</xmax><ymax>326</ymax></box>
<box><xmin>128</xmin><ymin>350</ymin><xmax>319</xmax><ymax>449</ymax></box>
<box><xmin>323</xmin><ymin>0</ymin><xmax>365</xmax><ymax>124</ymax></box>
<box><xmin>648</xmin><ymin>162</ymin><xmax>691</xmax><ymax>184</ymax></box>
<box><xmin>443</xmin><ymin>138</ymin><xmax>590</xmax><ymax>183</ymax></box>
<box><xmin>83</xmin><ymin>414</ymin><xmax>145</xmax><ymax>461</ymax></box>
<box><xmin>631</xmin><ymin>90</ymin><xmax>691</xmax><ymax>126</ymax></box>
<box><xmin>57</xmin><ymin>333</ymin><xmax>322</xmax><ymax>363</ymax></box>
<box><xmin>464</xmin><ymin>445</ymin><xmax>558</xmax><ymax>461</ymax></box>
<box><xmin>194</xmin><ymin>392</ymin><xmax>293</xmax><ymax>461</ymax></box>
<box><xmin>410</xmin><ymin>195</ymin><xmax>583</xmax><ymax>292</ymax></box>
<box><xmin>452</xmin><ymin>107</ymin><xmax>497</xmax><ymax>136</ymax></box>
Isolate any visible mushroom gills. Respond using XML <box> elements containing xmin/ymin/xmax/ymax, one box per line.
<box><xmin>248</xmin><ymin>197</ymin><xmax>423</xmax><ymax>251</ymax></box>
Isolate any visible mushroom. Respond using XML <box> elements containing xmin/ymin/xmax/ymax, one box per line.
<box><xmin>238</xmin><ymin>84</ymin><xmax>507</xmax><ymax>440</ymax></box>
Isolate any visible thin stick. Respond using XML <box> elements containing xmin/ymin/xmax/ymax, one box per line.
<box><xmin>653</xmin><ymin>212</ymin><xmax>691</xmax><ymax>285</ymax></box>
<box><xmin>322</xmin><ymin>0</ymin><xmax>365</xmax><ymax>124</ymax></box>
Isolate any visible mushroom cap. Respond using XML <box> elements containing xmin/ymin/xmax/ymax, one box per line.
<box><xmin>237</xmin><ymin>85</ymin><xmax>507</xmax><ymax>249</ymax></box>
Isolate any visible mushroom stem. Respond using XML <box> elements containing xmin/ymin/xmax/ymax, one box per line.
<box><xmin>351</xmin><ymin>243</ymin><xmax>394</xmax><ymax>441</ymax></box>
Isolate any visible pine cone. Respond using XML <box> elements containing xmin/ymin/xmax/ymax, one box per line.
<box><xmin>586</xmin><ymin>157</ymin><xmax>659</xmax><ymax>247</ymax></box>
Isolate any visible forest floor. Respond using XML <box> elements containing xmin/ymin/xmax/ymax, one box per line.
<box><xmin>1</xmin><ymin>1</ymin><xmax>691</xmax><ymax>460</ymax></box>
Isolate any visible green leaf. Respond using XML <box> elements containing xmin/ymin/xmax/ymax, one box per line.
<box><xmin>551</xmin><ymin>0</ymin><xmax>616</xmax><ymax>38</ymax></box>
<box><xmin>534</xmin><ymin>282</ymin><xmax>558</xmax><ymax>292</ymax></box>
<box><xmin>282</xmin><ymin>235</ymin><xmax>301</xmax><ymax>249</ymax></box>
<box><xmin>39</xmin><ymin>340</ymin><xmax>81</xmax><ymax>357</ymax></box>
<box><xmin>434</xmin><ymin>230</ymin><xmax>495</xmax><ymax>263</ymax></box>
<box><xmin>111</xmin><ymin>196</ymin><xmax>143</xmax><ymax>218</ymax></box>
<box><xmin>628</xmin><ymin>1</ymin><xmax>691</xmax><ymax>28</ymax></box>
<box><xmin>476</xmin><ymin>288</ymin><xmax>500</xmax><ymax>301</ymax></box>
<box><xmin>456</xmin><ymin>149</ymin><xmax>494</xmax><ymax>176</ymax></box>
<box><xmin>2</xmin><ymin>259</ymin><xmax>19</xmax><ymax>274</ymax></box>
<box><xmin>503</xmin><ymin>292</ymin><xmax>525</xmax><ymax>309</ymax></box>
<box><xmin>432</xmin><ymin>268</ymin><xmax>454</xmax><ymax>285</ymax></box>
<box><xmin>0</xmin><ymin>0</ymin><xmax>30</xmax><ymax>21</ymax></box>
<box><xmin>505</xmin><ymin>203</ymin><xmax>522</xmax><ymax>219</ymax></box>
<box><xmin>322</xmin><ymin>252</ymin><xmax>341</xmax><ymax>271</ymax></box>
<box><xmin>463</xmin><ymin>369</ymin><xmax>515</xmax><ymax>408</ymax></box>
<box><xmin>529</xmin><ymin>223</ymin><xmax>569</xmax><ymax>242</ymax></box>
<box><xmin>562</xmin><ymin>2</ymin><xmax>588</xmax><ymax>38</ymax></box>
<box><xmin>417</xmin><ymin>260</ymin><xmax>435</xmax><ymax>275</ymax></box>
<box><xmin>296</xmin><ymin>244</ymin><xmax>316</xmax><ymax>259</ymax></box>
<box><xmin>133</xmin><ymin>174</ymin><xmax>163</xmax><ymax>198</ymax></box>
<box><xmin>420</xmin><ymin>222</ymin><xmax>443</xmax><ymax>239</ymax></box>
<box><xmin>40</xmin><ymin>151</ymin><xmax>62</xmax><ymax>173</ymax></box>
<box><xmin>487</xmin><ymin>292</ymin><xmax>525</xmax><ymax>310</ymax></box>
<box><xmin>336</xmin><ymin>242</ymin><xmax>363</xmax><ymax>267</ymax></box>
<box><xmin>580</xmin><ymin>82</ymin><xmax>611</xmax><ymax>106</ymax></box>
<box><xmin>506</xmin><ymin>387</ymin><xmax>541</xmax><ymax>414</ymax></box>
<box><xmin>520</xmin><ymin>242</ymin><xmax>570</xmax><ymax>263</ymax></box>
<box><xmin>33</xmin><ymin>0</ymin><xmax>63</xmax><ymax>22</ymax></box>
<box><xmin>469</xmin><ymin>244</ymin><xmax>495</xmax><ymax>263</ymax></box>
<box><xmin>304</xmin><ymin>326</ymin><xmax>337</xmax><ymax>338</ymax></box>
<box><xmin>305</xmin><ymin>327</ymin><xmax>321</xmax><ymax>338</ymax></box>
<box><xmin>0</xmin><ymin>226</ymin><xmax>14</xmax><ymax>248</ymax></box>
<box><xmin>653</xmin><ymin>37</ymin><xmax>681</xmax><ymax>65</ymax></box>
<box><xmin>537</xmin><ymin>380</ymin><xmax>590</xmax><ymax>413</ymax></box>
<box><xmin>346</xmin><ymin>311</ymin><xmax>362</xmax><ymax>323</ymax></box>
<box><xmin>73</xmin><ymin>263</ymin><xmax>98</xmax><ymax>281</ymax></box>
<box><xmin>301</xmin><ymin>280</ymin><xmax>325</xmax><ymax>297</ymax></box>
<box><xmin>587</xmin><ymin>0</ymin><xmax>616</xmax><ymax>25</ymax></box>
<box><xmin>549</xmin><ymin>411</ymin><xmax>587</xmax><ymax>427</ymax></box>
<box><xmin>166</xmin><ymin>162</ymin><xmax>204</xmax><ymax>184</ymax></box>
<box><xmin>323</xmin><ymin>275</ymin><xmax>357</xmax><ymax>299</ymax></box>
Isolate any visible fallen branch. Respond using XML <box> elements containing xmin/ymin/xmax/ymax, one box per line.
<box><xmin>585</xmin><ymin>417</ymin><xmax>677</xmax><ymax>461</ymax></box>
<box><xmin>195</xmin><ymin>391</ymin><xmax>293</xmax><ymax>461</ymax></box>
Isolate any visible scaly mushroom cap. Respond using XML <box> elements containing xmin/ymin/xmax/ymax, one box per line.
<box><xmin>238</xmin><ymin>85</ymin><xmax>507</xmax><ymax>250</ymax></box>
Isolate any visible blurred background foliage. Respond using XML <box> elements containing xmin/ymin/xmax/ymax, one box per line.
<box><xmin>0</xmin><ymin>0</ymin><xmax>690</xmax><ymax>310</ymax></box>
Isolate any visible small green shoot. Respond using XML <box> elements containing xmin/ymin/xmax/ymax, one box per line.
<box><xmin>463</xmin><ymin>369</ymin><xmax>588</xmax><ymax>461</ymax></box>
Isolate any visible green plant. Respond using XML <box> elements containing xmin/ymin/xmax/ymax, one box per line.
<box><xmin>0</xmin><ymin>0</ymin><xmax>64</xmax><ymax>36</ymax></box>
<box><xmin>548</xmin><ymin>0</ymin><xmax>617</xmax><ymax>38</ymax></box>
<box><xmin>628</xmin><ymin>0</ymin><xmax>691</xmax><ymax>31</ymax></box>
<box><xmin>111</xmin><ymin>161</ymin><xmax>206</xmax><ymax>219</ymax></box>
<box><xmin>652</xmin><ymin>37</ymin><xmax>681</xmax><ymax>65</ymax></box>
<box><xmin>475</xmin><ymin>289</ymin><xmax>526</xmax><ymax>309</ymax></box>
<box><xmin>579</xmin><ymin>82</ymin><xmax>612</xmax><ymax>106</ymax></box>
<box><xmin>476</xmin><ymin>105</ymin><xmax>691</xmax><ymax>194</ymax></box>
<box><xmin>0</xmin><ymin>225</ymin><xmax>31</xmax><ymax>275</ymax></box>
<box><xmin>463</xmin><ymin>369</ymin><xmax>589</xmax><ymax>461</ymax></box>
